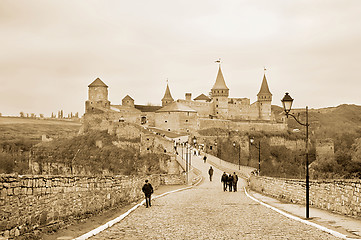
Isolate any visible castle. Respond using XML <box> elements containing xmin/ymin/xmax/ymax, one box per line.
<box><xmin>84</xmin><ymin>65</ymin><xmax>286</xmax><ymax>134</ymax></box>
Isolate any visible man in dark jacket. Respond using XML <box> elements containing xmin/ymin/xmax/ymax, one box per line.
<box><xmin>232</xmin><ymin>172</ymin><xmax>239</xmax><ymax>192</ymax></box>
<box><xmin>208</xmin><ymin>166</ymin><xmax>214</xmax><ymax>181</ymax></box>
<box><xmin>221</xmin><ymin>172</ymin><xmax>228</xmax><ymax>191</ymax></box>
<box><xmin>228</xmin><ymin>174</ymin><xmax>233</xmax><ymax>192</ymax></box>
<box><xmin>142</xmin><ymin>180</ymin><xmax>154</xmax><ymax>208</ymax></box>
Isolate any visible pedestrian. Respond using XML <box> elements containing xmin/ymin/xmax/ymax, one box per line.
<box><xmin>228</xmin><ymin>174</ymin><xmax>233</xmax><ymax>192</ymax></box>
<box><xmin>221</xmin><ymin>172</ymin><xmax>228</xmax><ymax>191</ymax></box>
<box><xmin>142</xmin><ymin>180</ymin><xmax>154</xmax><ymax>208</ymax></box>
<box><xmin>232</xmin><ymin>172</ymin><xmax>238</xmax><ymax>192</ymax></box>
<box><xmin>203</xmin><ymin>155</ymin><xmax>207</xmax><ymax>163</ymax></box>
<box><xmin>208</xmin><ymin>166</ymin><xmax>214</xmax><ymax>181</ymax></box>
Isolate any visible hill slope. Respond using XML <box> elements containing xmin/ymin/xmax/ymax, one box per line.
<box><xmin>282</xmin><ymin>104</ymin><xmax>361</xmax><ymax>138</ymax></box>
<box><xmin>0</xmin><ymin>117</ymin><xmax>81</xmax><ymax>141</ymax></box>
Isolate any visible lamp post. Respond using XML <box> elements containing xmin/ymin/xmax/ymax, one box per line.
<box><xmin>233</xmin><ymin>142</ymin><xmax>241</xmax><ymax>170</ymax></box>
<box><xmin>185</xmin><ymin>141</ymin><xmax>189</xmax><ymax>184</ymax></box>
<box><xmin>214</xmin><ymin>141</ymin><xmax>221</xmax><ymax>165</ymax></box>
<box><xmin>192</xmin><ymin>136</ymin><xmax>197</xmax><ymax>156</ymax></box>
<box><xmin>281</xmin><ymin>92</ymin><xmax>310</xmax><ymax>219</ymax></box>
<box><xmin>250</xmin><ymin>138</ymin><xmax>261</xmax><ymax>175</ymax></box>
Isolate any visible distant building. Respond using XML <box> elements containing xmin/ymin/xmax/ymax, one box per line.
<box><xmin>83</xmin><ymin>64</ymin><xmax>285</xmax><ymax>134</ymax></box>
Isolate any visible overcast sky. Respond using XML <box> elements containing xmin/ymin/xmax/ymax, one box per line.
<box><xmin>1</xmin><ymin>0</ymin><xmax>361</xmax><ymax>117</ymax></box>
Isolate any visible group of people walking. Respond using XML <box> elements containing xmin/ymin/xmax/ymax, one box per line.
<box><xmin>143</xmin><ymin>156</ymin><xmax>241</xmax><ymax>209</ymax></box>
<box><xmin>208</xmin><ymin>165</ymin><xmax>239</xmax><ymax>192</ymax></box>
<box><xmin>221</xmin><ymin>172</ymin><xmax>238</xmax><ymax>192</ymax></box>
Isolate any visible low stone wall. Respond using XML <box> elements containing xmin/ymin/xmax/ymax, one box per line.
<box><xmin>198</xmin><ymin>119</ymin><xmax>287</xmax><ymax>133</ymax></box>
<box><xmin>249</xmin><ymin>176</ymin><xmax>361</xmax><ymax>218</ymax></box>
<box><xmin>0</xmin><ymin>174</ymin><xmax>185</xmax><ymax>238</ymax></box>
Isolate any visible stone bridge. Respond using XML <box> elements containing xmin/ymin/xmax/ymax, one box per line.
<box><xmin>82</xmin><ymin>154</ymin><xmax>342</xmax><ymax>240</ymax></box>
<box><xmin>2</xmin><ymin>150</ymin><xmax>361</xmax><ymax>239</ymax></box>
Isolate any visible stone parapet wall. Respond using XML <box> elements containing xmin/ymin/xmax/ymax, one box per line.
<box><xmin>198</xmin><ymin>119</ymin><xmax>286</xmax><ymax>133</ymax></box>
<box><xmin>250</xmin><ymin>176</ymin><xmax>361</xmax><ymax>218</ymax></box>
<box><xmin>0</xmin><ymin>174</ymin><xmax>184</xmax><ymax>238</ymax></box>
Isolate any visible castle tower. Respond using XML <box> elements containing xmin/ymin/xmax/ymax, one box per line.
<box><xmin>122</xmin><ymin>95</ymin><xmax>135</xmax><ymax>107</ymax></box>
<box><xmin>85</xmin><ymin>78</ymin><xmax>111</xmax><ymax>113</ymax></box>
<box><xmin>257</xmin><ymin>74</ymin><xmax>272</xmax><ymax>120</ymax></box>
<box><xmin>161</xmin><ymin>83</ymin><xmax>174</xmax><ymax>107</ymax></box>
<box><xmin>211</xmin><ymin>65</ymin><xmax>229</xmax><ymax>119</ymax></box>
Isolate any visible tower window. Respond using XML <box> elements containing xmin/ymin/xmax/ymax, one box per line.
<box><xmin>216</xmin><ymin>105</ymin><xmax>218</xmax><ymax>107</ymax></box>
<box><xmin>186</xmin><ymin>120</ymin><xmax>188</xmax><ymax>122</ymax></box>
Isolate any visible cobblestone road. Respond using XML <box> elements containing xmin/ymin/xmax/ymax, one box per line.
<box><xmin>90</xmin><ymin>157</ymin><xmax>340</xmax><ymax>240</ymax></box>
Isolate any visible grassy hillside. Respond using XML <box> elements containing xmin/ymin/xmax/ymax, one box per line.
<box><xmin>283</xmin><ymin>104</ymin><xmax>361</xmax><ymax>138</ymax></box>
<box><xmin>32</xmin><ymin>130</ymin><xmax>167</xmax><ymax>175</ymax></box>
<box><xmin>0</xmin><ymin>117</ymin><xmax>81</xmax><ymax>174</ymax></box>
<box><xmin>0</xmin><ymin>117</ymin><xmax>81</xmax><ymax>141</ymax></box>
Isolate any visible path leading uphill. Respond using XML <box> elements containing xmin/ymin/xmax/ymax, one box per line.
<box><xmin>88</xmin><ymin>155</ymin><xmax>339</xmax><ymax>240</ymax></box>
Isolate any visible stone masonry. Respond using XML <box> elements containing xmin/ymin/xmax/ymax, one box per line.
<box><xmin>250</xmin><ymin>176</ymin><xmax>361</xmax><ymax>218</ymax></box>
<box><xmin>0</xmin><ymin>174</ymin><xmax>185</xmax><ymax>238</ymax></box>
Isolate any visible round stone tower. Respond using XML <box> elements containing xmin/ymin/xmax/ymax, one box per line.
<box><xmin>85</xmin><ymin>78</ymin><xmax>111</xmax><ymax>113</ymax></box>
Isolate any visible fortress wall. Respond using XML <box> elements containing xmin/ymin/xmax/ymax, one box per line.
<box><xmin>177</xmin><ymin>100</ymin><xmax>212</xmax><ymax>118</ymax></box>
<box><xmin>198</xmin><ymin>119</ymin><xmax>287</xmax><ymax>132</ymax></box>
<box><xmin>198</xmin><ymin>119</ymin><xmax>231</xmax><ymax>130</ymax></box>
<box><xmin>269</xmin><ymin>136</ymin><xmax>306</xmax><ymax>150</ymax></box>
<box><xmin>250</xmin><ymin>176</ymin><xmax>361</xmax><ymax>218</ymax></box>
<box><xmin>141</xmin><ymin>112</ymin><xmax>156</xmax><ymax>127</ymax></box>
<box><xmin>228</xmin><ymin>104</ymin><xmax>249</xmax><ymax>120</ymax></box>
<box><xmin>155</xmin><ymin>112</ymin><xmax>197</xmax><ymax>133</ymax></box>
<box><xmin>0</xmin><ymin>174</ymin><xmax>184</xmax><ymax>238</ymax></box>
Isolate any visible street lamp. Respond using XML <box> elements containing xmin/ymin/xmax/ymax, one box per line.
<box><xmin>233</xmin><ymin>142</ymin><xmax>241</xmax><ymax>170</ymax></box>
<box><xmin>281</xmin><ymin>92</ymin><xmax>310</xmax><ymax>219</ymax></box>
<box><xmin>192</xmin><ymin>136</ymin><xmax>197</xmax><ymax>155</ymax></box>
<box><xmin>214</xmin><ymin>141</ymin><xmax>221</xmax><ymax>165</ymax></box>
<box><xmin>250</xmin><ymin>138</ymin><xmax>261</xmax><ymax>175</ymax></box>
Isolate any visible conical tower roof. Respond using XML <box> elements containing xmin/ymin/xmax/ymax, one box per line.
<box><xmin>161</xmin><ymin>83</ymin><xmax>174</xmax><ymax>101</ymax></box>
<box><xmin>257</xmin><ymin>74</ymin><xmax>272</xmax><ymax>96</ymax></box>
<box><xmin>212</xmin><ymin>65</ymin><xmax>229</xmax><ymax>90</ymax></box>
<box><xmin>88</xmin><ymin>78</ymin><xmax>108</xmax><ymax>87</ymax></box>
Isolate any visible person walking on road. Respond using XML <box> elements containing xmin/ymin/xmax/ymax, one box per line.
<box><xmin>142</xmin><ymin>180</ymin><xmax>154</xmax><ymax>208</ymax></box>
<box><xmin>221</xmin><ymin>172</ymin><xmax>228</xmax><ymax>191</ymax></box>
<box><xmin>203</xmin><ymin>155</ymin><xmax>207</xmax><ymax>163</ymax></box>
<box><xmin>232</xmin><ymin>172</ymin><xmax>238</xmax><ymax>192</ymax></box>
<box><xmin>208</xmin><ymin>166</ymin><xmax>214</xmax><ymax>181</ymax></box>
<box><xmin>228</xmin><ymin>174</ymin><xmax>234</xmax><ymax>192</ymax></box>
